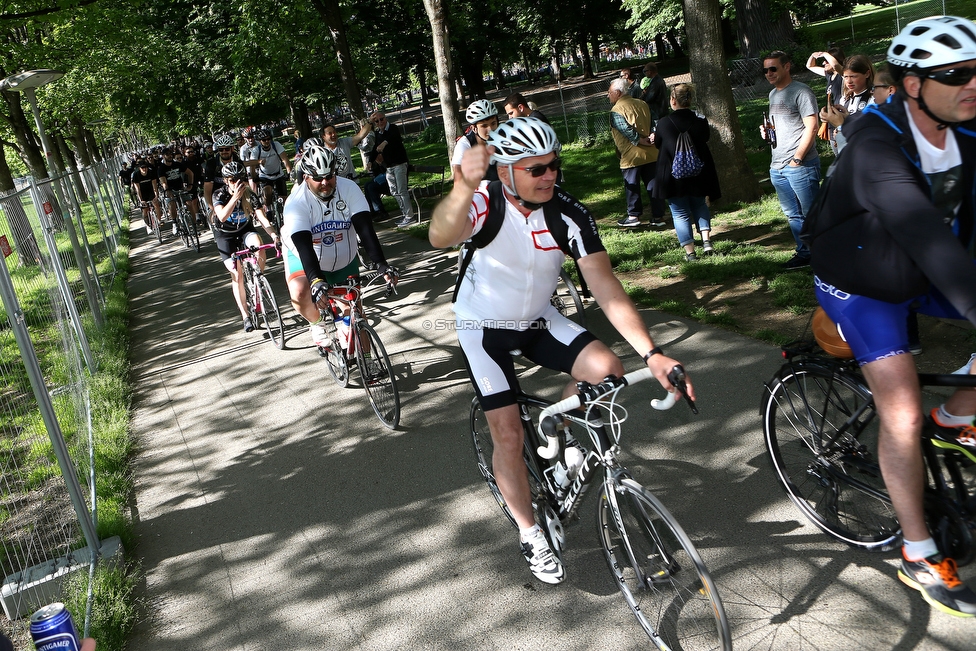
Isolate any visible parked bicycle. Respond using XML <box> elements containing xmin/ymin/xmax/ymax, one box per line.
<box><xmin>174</xmin><ymin>190</ymin><xmax>200</xmax><ymax>252</ymax></box>
<box><xmin>317</xmin><ymin>272</ymin><xmax>400</xmax><ymax>429</ymax></box>
<box><xmin>231</xmin><ymin>242</ymin><xmax>285</xmax><ymax>349</ymax></box>
<box><xmin>140</xmin><ymin>201</ymin><xmax>162</xmax><ymax>244</ymax></box>
<box><xmin>762</xmin><ymin>340</ymin><xmax>976</xmax><ymax>565</ymax></box>
<box><xmin>470</xmin><ymin>365</ymin><xmax>730</xmax><ymax>650</ymax></box>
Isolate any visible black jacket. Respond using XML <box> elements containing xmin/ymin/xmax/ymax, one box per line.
<box><xmin>652</xmin><ymin>108</ymin><xmax>721</xmax><ymax>202</ymax></box>
<box><xmin>808</xmin><ymin>96</ymin><xmax>976</xmax><ymax>327</ymax></box>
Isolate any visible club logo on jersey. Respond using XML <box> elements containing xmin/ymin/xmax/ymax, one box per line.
<box><xmin>532</xmin><ymin>229</ymin><xmax>560</xmax><ymax>251</ymax></box>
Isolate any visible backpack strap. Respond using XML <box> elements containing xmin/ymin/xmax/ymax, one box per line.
<box><xmin>452</xmin><ymin>182</ymin><xmax>573</xmax><ymax>302</ymax></box>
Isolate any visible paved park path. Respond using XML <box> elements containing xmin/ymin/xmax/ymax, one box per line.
<box><xmin>124</xmin><ymin>214</ymin><xmax>974</xmax><ymax>650</ymax></box>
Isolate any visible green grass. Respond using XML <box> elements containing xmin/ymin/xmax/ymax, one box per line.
<box><xmin>800</xmin><ymin>0</ymin><xmax>976</xmax><ymax>49</ymax></box>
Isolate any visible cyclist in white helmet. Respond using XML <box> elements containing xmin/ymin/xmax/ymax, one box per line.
<box><xmin>429</xmin><ymin>117</ymin><xmax>694</xmax><ymax>585</ymax></box>
<box><xmin>451</xmin><ymin>99</ymin><xmax>500</xmax><ymax>186</ymax></box>
<box><xmin>808</xmin><ymin>16</ymin><xmax>976</xmax><ymax>617</ymax></box>
<box><xmin>281</xmin><ymin>145</ymin><xmax>397</xmax><ymax>347</ymax></box>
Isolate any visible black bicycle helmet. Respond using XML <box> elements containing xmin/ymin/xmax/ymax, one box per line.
<box><xmin>221</xmin><ymin>161</ymin><xmax>247</xmax><ymax>180</ymax></box>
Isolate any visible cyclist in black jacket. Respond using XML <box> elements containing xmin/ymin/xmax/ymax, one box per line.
<box><xmin>808</xmin><ymin>16</ymin><xmax>976</xmax><ymax>618</ymax></box>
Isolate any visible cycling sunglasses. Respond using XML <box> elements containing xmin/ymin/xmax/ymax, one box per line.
<box><xmin>923</xmin><ymin>65</ymin><xmax>976</xmax><ymax>87</ymax></box>
<box><xmin>513</xmin><ymin>157</ymin><xmax>561</xmax><ymax>177</ymax></box>
<box><xmin>307</xmin><ymin>172</ymin><xmax>335</xmax><ymax>182</ymax></box>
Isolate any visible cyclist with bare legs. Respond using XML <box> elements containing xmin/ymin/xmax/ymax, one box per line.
<box><xmin>429</xmin><ymin>117</ymin><xmax>693</xmax><ymax>584</ymax></box>
<box><xmin>808</xmin><ymin>16</ymin><xmax>976</xmax><ymax>617</ymax></box>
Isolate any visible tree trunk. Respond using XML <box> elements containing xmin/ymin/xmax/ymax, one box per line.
<box><xmin>85</xmin><ymin>130</ymin><xmax>102</xmax><ymax>163</ymax></box>
<box><xmin>550</xmin><ymin>40</ymin><xmax>565</xmax><ymax>82</ymax></box>
<box><xmin>290</xmin><ymin>97</ymin><xmax>313</xmax><ymax>139</ymax></box>
<box><xmin>577</xmin><ymin>34</ymin><xmax>594</xmax><ymax>79</ymax></box>
<box><xmin>590</xmin><ymin>37</ymin><xmax>601</xmax><ymax>73</ymax></box>
<box><xmin>422</xmin><ymin>0</ymin><xmax>462</xmax><ymax>159</ymax></box>
<box><xmin>682</xmin><ymin>0</ymin><xmax>761</xmax><ymax>205</ymax></box>
<box><xmin>666</xmin><ymin>29</ymin><xmax>685</xmax><ymax>58</ymax></box>
<box><xmin>1</xmin><ymin>89</ymin><xmax>48</xmax><ymax>179</ymax></box>
<box><xmin>68</xmin><ymin>117</ymin><xmax>93</xmax><ymax>168</ymax></box>
<box><xmin>654</xmin><ymin>34</ymin><xmax>668</xmax><ymax>61</ymax></box>
<box><xmin>417</xmin><ymin>62</ymin><xmax>431</xmax><ymax>111</ymax></box>
<box><xmin>310</xmin><ymin>0</ymin><xmax>365</xmax><ymax>119</ymax></box>
<box><xmin>733</xmin><ymin>0</ymin><xmax>796</xmax><ymax>58</ymax></box>
<box><xmin>492</xmin><ymin>58</ymin><xmax>505</xmax><ymax>90</ymax></box>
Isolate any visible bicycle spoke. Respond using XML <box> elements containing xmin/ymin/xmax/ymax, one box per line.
<box><xmin>356</xmin><ymin>323</ymin><xmax>399</xmax><ymax>428</ymax></box>
<box><xmin>258</xmin><ymin>276</ymin><xmax>285</xmax><ymax>349</ymax></box>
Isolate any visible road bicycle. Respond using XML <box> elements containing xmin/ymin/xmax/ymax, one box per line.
<box><xmin>173</xmin><ymin>190</ymin><xmax>200</xmax><ymax>252</ymax></box>
<box><xmin>762</xmin><ymin>341</ymin><xmax>976</xmax><ymax>565</ymax></box>
<box><xmin>139</xmin><ymin>201</ymin><xmax>162</xmax><ymax>243</ymax></box>
<box><xmin>258</xmin><ymin>179</ymin><xmax>285</xmax><ymax>231</ymax></box>
<box><xmin>470</xmin><ymin>365</ymin><xmax>731</xmax><ymax>650</ymax></box>
<box><xmin>231</xmin><ymin>242</ymin><xmax>285</xmax><ymax>349</ymax></box>
<box><xmin>317</xmin><ymin>272</ymin><xmax>400</xmax><ymax>429</ymax></box>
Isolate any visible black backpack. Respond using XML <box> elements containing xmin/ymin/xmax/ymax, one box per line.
<box><xmin>452</xmin><ymin>180</ymin><xmax>574</xmax><ymax>302</ymax></box>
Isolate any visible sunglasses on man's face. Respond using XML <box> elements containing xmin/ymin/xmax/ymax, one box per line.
<box><xmin>923</xmin><ymin>65</ymin><xmax>976</xmax><ymax>87</ymax></box>
<box><xmin>217</xmin><ymin>147</ymin><xmax>233</xmax><ymax>152</ymax></box>
<box><xmin>513</xmin><ymin>157</ymin><xmax>562</xmax><ymax>178</ymax></box>
<box><xmin>763</xmin><ymin>66</ymin><xmax>778</xmax><ymax>74</ymax></box>
<box><xmin>308</xmin><ymin>172</ymin><xmax>335</xmax><ymax>182</ymax></box>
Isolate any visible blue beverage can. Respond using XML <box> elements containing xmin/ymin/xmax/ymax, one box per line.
<box><xmin>30</xmin><ymin>602</ymin><xmax>80</xmax><ymax>651</ymax></box>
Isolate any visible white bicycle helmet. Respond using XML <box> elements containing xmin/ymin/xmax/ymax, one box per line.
<box><xmin>465</xmin><ymin>99</ymin><xmax>498</xmax><ymax>125</ymax></box>
<box><xmin>214</xmin><ymin>134</ymin><xmax>235</xmax><ymax>148</ymax></box>
<box><xmin>888</xmin><ymin>15</ymin><xmax>976</xmax><ymax>71</ymax></box>
<box><xmin>221</xmin><ymin>161</ymin><xmax>246</xmax><ymax>180</ymax></box>
<box><xmin>300</xmin><ymin>145</ymin><xmax>338</xmax><ymax>177</ymax></box>
<box><xmin>488</xmin><ymin>117</ymin><xmax>561</xmax><ymax>165</ymax></box>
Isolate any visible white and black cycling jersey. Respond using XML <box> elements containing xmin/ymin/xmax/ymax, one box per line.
<box><xmin>281</xmin><ymin>176</ymin><xmax>370</xmax><ymax>273</ymax></box>
<box><xmin>455</xmin><ymin>180</ymin><xmax>604</xmax><ymax>326</ymax></box>
<box><xmin>244</xmin><ymin>141</ymin><xmax>287</xmax><ymax>179</ymax></box>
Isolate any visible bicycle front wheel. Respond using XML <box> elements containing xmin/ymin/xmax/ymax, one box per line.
<box><xmin>257</xmin><ymin>275</ymin><xmax>285</xmax><ymax>349</ymax></box>
<box><xmin>242</xmin><ymin>263</ymin><xmax>258</xmax><ymax>326</ymax></box>
<box><xmin>355</xmin><ymin>322</ymin><xmax>400</xmax><ymax>428</ymax></box>
<box><xmin>599</xmin><ymin>477</ymin><xmax>730</xmax><ymax>651</ymax></box>
<box><xmin>551</xmin><ymin>268</ymin><xmax>585</xmax><ymax>327</ymax></box>
<box><xmin>762</xmin><ymin>364</ymin><xmax>900</xmax><ymax>550</ymax></box>
<box><xmin>152</xmin><ymin>208</ymin><xmax>162</xmax><ymax>243</ymax></box>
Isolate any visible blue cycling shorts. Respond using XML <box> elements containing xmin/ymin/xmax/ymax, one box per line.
<box><xmin>814</xmin><ymin>276</ymin><xmax>962</xmax><ymax>366</ymax></box>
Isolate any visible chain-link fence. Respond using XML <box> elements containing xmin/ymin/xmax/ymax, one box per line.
<box><xmin>0</xmin><ymin>159</ymin><xmax>126</xmax><ymax>644</ymax></box>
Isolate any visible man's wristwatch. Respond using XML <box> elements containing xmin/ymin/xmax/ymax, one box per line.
<box><xmin>792</xmin><ymin>157</ymin><xmax>803</xmax><ymax>165</ymax></box>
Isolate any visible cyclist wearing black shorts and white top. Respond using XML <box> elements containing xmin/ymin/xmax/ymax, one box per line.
<box><xmin>808</xmin><ymin>16</ymin><xmax>976</xmax><ymax>617</ymax></box>
<box><xmin>244</xmin><ymin>128</ymin><xmax>291</xmax><ymax>210</ymax></box>
<box><xmin>280</xmin><ymin>145</ymin><xmax>397</xmax><ymax>347</ymax></box>
<box><xmin>212</xmin><ymin>161</ymin><xmax>279</xmax><ymax>333</ymax></box>
<box><xmin>429</xmin><ymin>117</ymin><xmax>694</xmax><ymax>585</ymax></box>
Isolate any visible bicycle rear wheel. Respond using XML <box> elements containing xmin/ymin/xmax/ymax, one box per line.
<box><xmin>257</xmin><ymin>275</ymin><xmax>285</xmax><ymax>349</ymax></box>
<box><xmin>762</xmin><ymin>363</ymin><xmax>900</xmax><ymax>550</ymax></box>
<box><xmin>599</xmin><ymin>476</ymin><xmax>730</xmax><ymax>651</ymax></box>
<box><xmin>551</xmin><ymin>268</ymin><xmax>585</xmax><ymax>327</ymax></box>
<box><xmin>469</xmin><ymin>399</ymin><xmax>547</xmax><ymax>529</ymax></box>
<box><xmin>152</xmin><ymin>208</ymin><xmax>162</xmax><ymax>243</ymax></box>
<box><xmin>179</xmin><ymin>210</ymin><xmax>191</xmax><ymax>248</ymax></box>
<box><xmin>355</xmin><ymin>322</ymin><xmax>400</xmax><ymax>428</ymax></box>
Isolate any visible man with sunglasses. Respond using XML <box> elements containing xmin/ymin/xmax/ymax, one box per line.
<box><xmin>281</xmin><ymin>145</ymin><xmax>396</xmax><ymax>349</ymax></box>
<box><xmin>429</xmin><ymin>117</ymin><xmax>694</xmax><ymax>585</ymax></box>
<box><xmin>807</xmin><ymin>16</ymin><xmax>976</xmax><ymax>618</ymax></box>
<box><xmin>760</xmin><ymin>50</ymin><xmax>821</xmax><ymax>270</ymax></box>
<box><xmin>368</xmin><ymin>111</ymin><xmax>413</xmax><ymax>227</ymax></box>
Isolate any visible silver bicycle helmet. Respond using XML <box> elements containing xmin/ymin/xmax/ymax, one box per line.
<box><xmin>303</xmin><ymin>137</ymin><xmax>325</xmax><ymax>151</ymax></box>
<box><xmin>888</xmin><ymin>16</ymin><xmax>976</xmax><ymax>71</ymax></box>
<box><xmin>253</xmin><ymin>128</ymin><xmax>271</xmax><ymax>141</ymax></box>
<box><xmin>221</xmin><ymin>161</ymin><xmax>247</xmax><ymax>180</ymax></box>
<box><xmin>487</xmin><ymin>117</ymin><xmax>561</xmax><ymax>165</ymax></box>
<box><xmin>300</xmin><ymin>145</ymin><xmax>338</xmax><ymax>178</ymax></box>
<box><xmin>214</xmin><ymin>134</ymin><xmax>235</xmax><ymax>148</ymax></box>
<box><xmin>465</xmin><ymin>99</ymin><xmax>498</xmax><ymax>125</ymax></box>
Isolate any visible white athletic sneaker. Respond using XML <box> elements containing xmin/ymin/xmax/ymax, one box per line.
<box><xmin>310</xmin><ymin>322</ymin><xmax>329</xmax><ymax>347</ymax></box>
<box><xmin>953</xmin><ymin>353</ymin><xmax>976</xmax><ymax>375</ymax></box>
<box><xmin>520</xmin><ymin>527</ymin><xmax>565</xmax><ymax>584</ymax></box>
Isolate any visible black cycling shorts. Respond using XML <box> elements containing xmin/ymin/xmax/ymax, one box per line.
<box><xmin>457</xmin><ymin>304</ymin><xmax>597</xmax><ymax>411</ymax></box>
<box><xmin>213</xmin><ymin>225</ymin><xmax>262</xmax><ymax>263</ymax></box>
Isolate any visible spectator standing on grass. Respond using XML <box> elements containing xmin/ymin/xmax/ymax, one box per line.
<box><xmin>321</xmin><ymin>120</ymin><xmax>372</xmax><ymax>180</ymax></box>
<box><xmin>760</xmin><ymin>50</ymin><xmax>820</xmax><ymax>270</ymax></box>
<box><xmin>806</xmin><ymin>47</ymin><xmax>846</xmax><ymax>106</ymax></box>
<box><xmin>608</xmin><ymin>77</ymin><xmax>666</xmax><ymax>229</ymax></box>
<box><xmin>652</xmin><ymin>83</ymin><xmax>720</xmax><ymax>261</ymax></box>
<box><xmin>369</xmin><ymin>110</ymin><xmax>413</xmax><ymax>228</ymax></box>
<box><xmin>619</xmin><ymin>68</ymin><xmax>641</xmax><ymax>98</ymax></box>
<box><xmin>819</xmin><ymin>55</ymin><xmax>876</xmax><ymax>154</ymax></box>
<box><xmin>640</xmin><ymin>62</ymin><xmax>670</xmax><ymax>121</ymax></box>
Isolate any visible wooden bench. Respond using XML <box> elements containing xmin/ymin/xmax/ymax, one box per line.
<box><xmin>407</xmin><ymin>164</ymin><xmax>447</xmax><ymax>224</ymax></box>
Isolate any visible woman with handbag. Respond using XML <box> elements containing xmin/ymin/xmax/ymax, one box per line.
<box><xmin>652</xmin><ymin>83</ymin><xmax>721</xmax><ymax>261</ymax></box>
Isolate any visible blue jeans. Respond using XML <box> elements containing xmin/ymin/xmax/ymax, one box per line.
<box><xmin>668</xmin><ymin>195</ymin><xmax>711</xmax><ymax>246</ymax></box>
<box><xmin>769</xmin><ymin>160</ymin><xmax>820</xmax><ymax>257</ymax></box>
<box><xmin>365</xmin><ymin>173</ymin><xmax>389</xmax><ymax>214</ymax></box>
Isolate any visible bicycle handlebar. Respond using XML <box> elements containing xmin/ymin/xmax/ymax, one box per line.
<box><xmin>536</xmin><ymin>365</ymin><xmax>695</xmax><ymax>460</ymax></box>
<box><xmin>231</xmin><ymin>242</ymin><xmax>281</xmax><ymax>261</ymax></box>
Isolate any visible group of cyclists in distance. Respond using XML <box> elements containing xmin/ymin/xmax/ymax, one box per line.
<box><xmin>117</xmin><ymin>15</ymin><xmax>976</xmax><ymax>626</ymax></box>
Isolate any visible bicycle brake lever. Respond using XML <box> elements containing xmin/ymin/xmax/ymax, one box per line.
<box><xmin>667</xmin><ymin>365</ymin><xmax>698</xmax><ymax>414</ymax></box>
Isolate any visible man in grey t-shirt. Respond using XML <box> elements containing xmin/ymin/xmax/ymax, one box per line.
<box><xmin>760</xmin><ymin>50</ymin><xmax>820</xmax><ymax>269</ymax></box>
